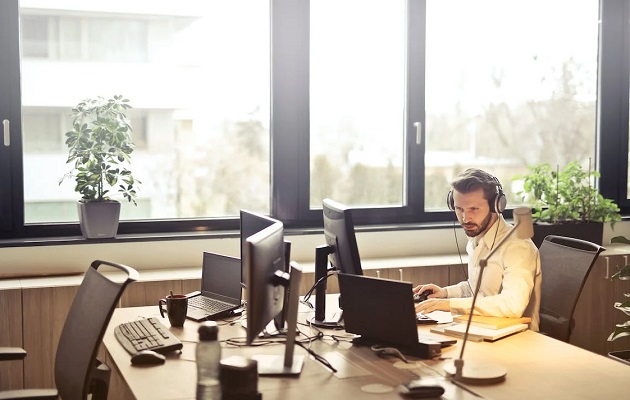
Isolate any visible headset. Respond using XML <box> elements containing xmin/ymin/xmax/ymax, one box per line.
<box><xmin>446</xmin><ymin>173</ymin><xmax>507</xmax><ymax>214</ymax></box>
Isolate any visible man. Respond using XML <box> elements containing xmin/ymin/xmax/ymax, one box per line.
<box><xmin>414</xmin><ymin>168</ymin><xmax>542</xmax><ymax>331</ymax></box>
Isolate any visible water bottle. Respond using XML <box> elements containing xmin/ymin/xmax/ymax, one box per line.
<box><xmin>196</xmin><ymin>321</ymin><xmax>221</xmax><ymax>400</ymax></box>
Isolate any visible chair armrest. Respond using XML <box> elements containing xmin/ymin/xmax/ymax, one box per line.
<box><xmin>0</xmin><ymin>347</ymin><xmax>27</xmax><ymax>361</ymax></box>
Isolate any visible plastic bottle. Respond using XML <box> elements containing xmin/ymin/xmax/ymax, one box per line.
<box><xmin>196</xmin><ymin>321</ymin><xmax>221</xmax><ymax>400</ymax></box>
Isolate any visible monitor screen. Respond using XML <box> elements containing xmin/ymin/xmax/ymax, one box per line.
<box><xmin>323</xmin><ymin>198</ymin><xmax>363</xmax><ymax>275</ymax></box>
<box><xmin>240</xmin><ymin>210</ymin><xmax>278</xmax><ymax>286</ymax></box>
<box><xmin>244</xmin><ymin>221</ymin><xmax>286</xmax><ymax>345</ymax></box>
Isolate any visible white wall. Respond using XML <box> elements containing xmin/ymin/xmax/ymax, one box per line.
<box><xmin>1</xmin><ymin>221</ymin><xmax>629</xmax><ymax>279</ymax></box>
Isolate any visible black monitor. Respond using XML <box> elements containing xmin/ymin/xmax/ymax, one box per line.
<box><xmin>244</xmin><ymin>221</ymin><xmax>304</xmax><ymax>375</ymax></box>
<box><xmin>311</xmin><ymin>198</ymin><xmax>363</xmax><ymax>327</ymax></box>
<box><xmin>322</xmin><ymin>198</ymin><xmax>363</xmax><ymax>275</ymax></box>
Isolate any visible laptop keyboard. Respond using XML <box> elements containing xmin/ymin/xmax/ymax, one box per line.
<box><xmin>188</xmin><ymin>296</ymin><xmax>234</xmax><ymax>314</ymax></box>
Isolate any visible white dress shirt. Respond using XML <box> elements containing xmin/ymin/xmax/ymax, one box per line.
<box><xmin>445</xmin><ymin>214</ymin><xmax>542</xmax><ymax>331</ymax></box>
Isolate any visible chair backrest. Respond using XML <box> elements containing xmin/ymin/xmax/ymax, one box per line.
<box><xmin>538</xmin><ymin>235</ymin><xmax>604</xmax><ymax>342</ymax></box>
<box><xmin>54</xmin><ymin>260</ymin><xmax>138</xmax><ymax>400</ymax></box>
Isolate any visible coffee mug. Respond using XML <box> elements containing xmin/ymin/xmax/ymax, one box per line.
<box><xmin>158</xmin><ymin>294</ymin><xmax>188</xmax><ymax>327</ymax></box>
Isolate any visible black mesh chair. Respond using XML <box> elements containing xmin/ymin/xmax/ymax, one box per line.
<box><xmin>0</xmin><ymin>260</ymin><xmax>138</xmax><ymax>400</ymax></box>
<box><xmin>538</xmin><ymin>235</ymin><xmax>604</xmax><ymax>342</ymax></box>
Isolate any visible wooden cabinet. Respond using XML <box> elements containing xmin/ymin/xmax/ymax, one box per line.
<box><xmin>0</xmin><ymin>282</ymin><xmax>23</xmax><ymax>391</ymax></box>
<box><xmin>571</xmin><ymin>245</ymin><xmax>630</xmax><ymax>355</ymax></box>
<box><xmin>0</xmin><ymin>271</ymin><xmax>202</xmax><ymax>393</ymax></box>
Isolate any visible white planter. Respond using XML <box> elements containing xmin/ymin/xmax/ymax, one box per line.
<box><xmin>77</xmin><ymin>200</ymin><xmax>121</xmax><ymax>239</ymax></box>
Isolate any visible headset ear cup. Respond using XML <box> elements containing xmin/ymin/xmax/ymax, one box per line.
<box><xmin>495</xmin><ymin>192</ymin><xmax>507</xmax><ymax>213</ymax></box>
<box><xmin>446</xmin><ymin>190</ymin><xmax>455</xmax><ymax>211</ymax></box>
<box><xmin>490</xmin><ymin>175</ymin><xmax>507</xmax><ymax>214</ymax></box>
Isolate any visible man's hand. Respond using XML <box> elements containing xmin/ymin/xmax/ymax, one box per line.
<box><xmin>415</xmin><ymin>298</ymin><xmax>451</xmax><ymax>313</ymax></box>
<box><xmin>412</xmin><ymin>283</ymin><xmax>446</xmax><ymax>298</ymax></box>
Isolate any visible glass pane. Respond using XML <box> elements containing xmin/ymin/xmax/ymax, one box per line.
<box><xmin>20</xmin><ymin>1</ymin><xmax>270</xmax><ymax>223</ymax></box>
<box><xmin>424</xmin><ymin>0</ymin><xmax>599</xmax><ymax>210</ymax></box>
<box><xmin>309</xmin><ymin>0</ymin><xmax>406</xmax><ymax>208</ymax></box>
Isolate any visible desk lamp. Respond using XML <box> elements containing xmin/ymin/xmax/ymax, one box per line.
<box><xmin>443</xmin><ymin>207</ymin><xmax>534</xmax><ymax>385</ymax></box>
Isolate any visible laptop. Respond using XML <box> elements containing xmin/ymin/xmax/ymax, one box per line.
<box><xmin>337</xmin><ymin>273</ymin><xmax>456</xmax><ymax>358</ymax></box>
<box><xmin>186</xmin><ymin>252</ymin><xmax>243</xmax><ymax>321</ymax></box>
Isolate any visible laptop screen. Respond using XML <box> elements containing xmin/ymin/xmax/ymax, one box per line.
<box><xmin>202</xmin><ymin>252</ymin><xmax>242</xmax><ymax>303</ymax></box>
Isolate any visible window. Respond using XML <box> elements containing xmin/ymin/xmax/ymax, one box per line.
<box><xmin>0</xmin><ymin>0</ymin><xmax>628</xmax><ymax>239</ymax></box>
<box><xmin>16</xmin><ymin>1</ymin><xmax>271</xmax><ymax>229</ymax></box>
<box><xmin>424</xmin><ymin>0</ymin><xmax>599</xmax><ymax>209</ymax></box>
<box><xmin>309</xmin><ymin>0</ymin><xmax>406</xmax><ymax>208</ymax></box>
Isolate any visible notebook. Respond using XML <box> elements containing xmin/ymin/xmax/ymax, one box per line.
<box><xmin>186</xmin><ymin>252</ymin><xmax>243</xmax><ymax>321</ymax></box>
<box><xmin>452</xmin><ymin>315</ymin><xmax>531</xmax><ymax>330</ymax></box>
<box><xmin>430</xmin><ymin>322</ymin><xmax>528</xmax><ymax>342</ymax></box>
<box><xmin>337</xmin><ymin>273</ymin><xmax>456</xmax><ymax>358</ymax></box>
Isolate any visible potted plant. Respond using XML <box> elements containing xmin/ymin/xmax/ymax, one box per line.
<box><xmin>608</xmin><ymin>264</ymin><xmax>630</xmax><ymax>366</ymax></box>
<box><xmin>512</xmin><ymin>160</ymin><xmax>621</xmax><ymax>247</ymax></box>
<box><xmin>59</xmin><ymin>95</ymin><xmax>140</xmax><ymax>239</ymax></box>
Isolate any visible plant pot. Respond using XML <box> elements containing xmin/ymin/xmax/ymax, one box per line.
<box><xmin>608</xmin><ymin>350</ymin><xmax>630</xmax><ymax>366</ymax></box>
<box><xmin>77</xmin><ymin>200</ymin><xmax>121</xmax><ymax>239</ymax></box>
<box><xmin>532</xmin><ymin>222</ymin><xmax>603</xmax><ymax>248</ymax></box>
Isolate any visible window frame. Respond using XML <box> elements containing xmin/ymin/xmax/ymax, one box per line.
<box><xmin>0</xmin><ymin>0</ymin><xmax>628</xmax><ymax>241</ymax></box>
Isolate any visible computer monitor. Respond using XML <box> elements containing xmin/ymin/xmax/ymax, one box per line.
<box><xmin>240</xmin><ymin>209</ymin><xmax>278</xmax><ymax>286</ymax></box>
<box><xmin>311</xmin><ymin>198</ymin><xmax>363</xmax><ymax>327</ymax></box>
<box><xmin>240</xmin><ymin>209</ymin><xmax>291</xmax><ymax>331</ymax></box>
<box><xmin>322</xmin><ymin>198</ymin><xmax>363</xmax><ymax>276</ymax></box>
<box><xmin>244</xmin><ymin>221</ymin><xmax>304</xmax><ymax>375</ymax></box>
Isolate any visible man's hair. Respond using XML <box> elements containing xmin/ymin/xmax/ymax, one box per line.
<box><xmin>451</xmin><ymin>168</ymin><xmax>500</xmax><ymax>202</ymax></box>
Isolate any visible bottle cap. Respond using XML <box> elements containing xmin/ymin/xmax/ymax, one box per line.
<box><xmin>198</xmin><ymin>321</ymin><xmax>219</xmax><ymax>341</ymax></box>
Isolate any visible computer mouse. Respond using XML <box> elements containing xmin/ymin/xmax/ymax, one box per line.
<box><xmin>399</xmin><ymin>379</ymin><xmax>445</xmax><ymax>399</ymax></box>
<box><xmin>413</xmin><ymin>289</ymin><xmax>432</xmax><ymax>303</ymax></box>
<box><xmin>130</xmin><ymin>350</ymin><xmax>166</xmax><ymax>366</ymax></box>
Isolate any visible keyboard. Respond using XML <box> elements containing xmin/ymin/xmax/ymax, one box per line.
<box><xmin>114</xmin><ymin>317</ymin><xmax>183</xmax><ymax>355</ymax></box>
<box><xmin>188</xmin><ymin>296</ymin><xmax>234</xmax><ymax>314</ymax></box>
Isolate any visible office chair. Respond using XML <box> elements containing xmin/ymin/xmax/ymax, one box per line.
<box><xmin>538</xmin><ymin>235</ymin><xmax>604</xmax><ymax>342</ymax></box>
<box><xmin>0</xmin><ymin>260</ymin><xmax>138</xmax><ymax>400</ymax></box>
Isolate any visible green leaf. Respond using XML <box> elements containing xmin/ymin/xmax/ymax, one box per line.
<box><xmin>611</xmin><ymin>236</ymin><xmax>630</xmax><ymax>244</ymax></box>
<box><xmin>611</xmin><ymin>264</ymin><xmax>630</xmax><ymax>281</ymax></box>
<box><xmin>608</xmin><ymin>321</ymin><xmax>630</xmax><ymax>342</ymax></box>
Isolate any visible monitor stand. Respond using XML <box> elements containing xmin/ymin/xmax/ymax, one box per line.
<box><xmin>252</xmin><ymin>263</ymin><xmax>305</xmax><ymax>376</ymax></box>
<box><xmin>308</xmin><ymin>245</ymin><xmax>344</xmax><ymax>329</ymax></box>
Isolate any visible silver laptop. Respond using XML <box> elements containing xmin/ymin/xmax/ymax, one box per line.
<box><xmin>186</xmin><ymin>252</ymin><xmax>243</xmax><ymax>321</ymax></box>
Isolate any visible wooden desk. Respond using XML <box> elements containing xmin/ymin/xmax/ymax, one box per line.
<box><xmin>103</xmin><ymin>300</ymin><xmax>628</xmax><ymax>400</ymax></box>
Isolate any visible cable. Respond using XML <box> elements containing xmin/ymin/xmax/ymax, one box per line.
<box><xmin>452</xmin><ymin>215</ymin><xmax>467</xmax><ymax>280</ymax></box>
<box><xmin>370</xmin><ymin>345</ymin><xmax>409</xmax><ymax>363</ymax></box>
<box><xmin>296</xmin><ymin>341</ymin><xmax>337</xmax><ymax>373</ymax></box>
<box><xmin>302</xmin><ymin>268</ymin><xmax>337</xmax><ymax>303</ymax></box>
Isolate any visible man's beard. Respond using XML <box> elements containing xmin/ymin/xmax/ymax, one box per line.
<box><xmin>462</xmin><ymin>212</ymin><xmax>492</xmax><ymax>237</ymax></box>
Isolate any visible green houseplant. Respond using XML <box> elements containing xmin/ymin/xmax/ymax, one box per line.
<box><xmin>608</xmin><ymin>264</ymin><xmax>630</xmax><ymax>365</ymax></box>
<box><xmin>59</xmin><ymin>95</ymin><xmax>140</xmax><ymax>239</ymax></box>
<box><xmin>513</xmin><ymin>161</ymin><xmax>621</xmax><ymax>246</ymax></box>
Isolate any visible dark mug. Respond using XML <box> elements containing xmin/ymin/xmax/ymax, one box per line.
<box><xmin>158</xmin><ymin>294</ymin><xmax>188</xmax><ymax>327</ymax></box>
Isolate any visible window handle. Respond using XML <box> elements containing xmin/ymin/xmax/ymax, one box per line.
<box><xmin>414</xmin><ymin>122</ymin><xmax>422</xmax><ymax>145</ymax></box>
<box><xmin>3</xmin><ymin>119</ymin><xmax>9</xmax><ymax>146</ymax></box>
